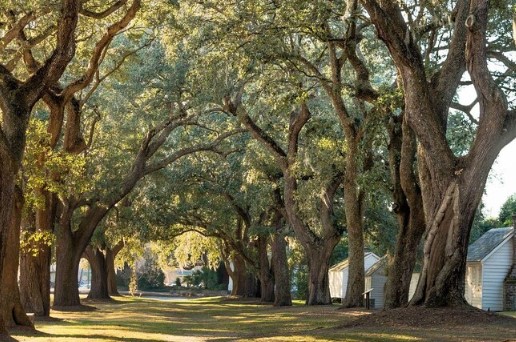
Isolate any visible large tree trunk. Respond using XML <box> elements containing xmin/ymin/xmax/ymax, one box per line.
<box><xmin>53</xmin><ymin>248</ymin><xmax>81</xmax><ymax>307</ymax></box>
<box><xmin>106</xmin><ymin>242</ymin><xmax>124</xmax><ymax>296</ymax></box>
<box><xmin>0</xmin><ymin>1</ymin><xmax>80</xmax><ymax>335</ymax></box>
<box><xmin>19</xmin><ymin>192</ymin><xmax>56</xmax><ymax>316</ymax></box>
<box><xmin>0</xmin><ymin>169</ymin><xmax>12</xmax><ymax>342</ymax></box>
<box><xmin>360</xmin><ymin>0</ymin><xmax>516</xmax><ymax>308</ymax></box>
<box><xmin>53</xmin><ymin>205</ymin><xmax>81</xmax><ymax>308</ymax></box>
<box><xmin>226</xmin><ymin>255</ymin><xmax>247</xmax><ymax>296</ymax></box>
<box><xmin>385</xmin><ymin>206</ymin><xmax>425</xmax><ymax>308</ymax></box>
<box><xmin>384</xmin><ymin>115</ymin><xmax>426</xmax><ymax>308</ymax></box>
<box><xmin>258</xmin><ymin>235</ymin><xmax>274</xmax><ymax>303</ymax></box>
<box><xmin>0</xmin><ymin>165</ymin><xmax>14</xmax><ymax>337</ymax></box>
<box><xmin>305</xmin><ymin>240</ymin><xmax>340</xmax><ymax>305</ymax></box>
<box><xmin>0</xmin><ymin>186</ymin><xmax>33</xmax><ymax>329</ymax></box>
<box><xmin>244</xmin><ymin>272</ymin><xmax>259</xmax><ymax>298</ymax></box>
<box><xmin>284</xmin><ymin>170</ymin><xmax>342</xmax><ymax>305</ymax></box>
<box><xmin>337</xmin><ymin>173</ymin><xmax>366</xmax><ymax>308</ymax></box>
<box><xmin>0</xmin><ymin>104</ymin><xmax>33</xmax><ymax>336</ymax></box>
<box><xmin>19</xmin><ymin>236</ymin><xmax>52</xmax><ymax>317</ymax></box>
<box><xmin>272</xmin><ymin>228</ymin><xmax>292</xmax><ymax>306</ymax></box>
<box><xmin>341</xmin><ymin>152</ymin><xmax>365</xmax><ymax>308</ymax></box>
<box><xmin>410</xmin><ymin>172</ymin><xmax>486</xmax><ymax>307</ymax></box>
<box><xmin>53</xmin><ymin>202</ymin><xmax>110</xmax><ymax>308</ymax></box>
<box><xmin>84</xmin><ymin>246</ymin><xmax>110</xmax><ymax>300</ymax></box>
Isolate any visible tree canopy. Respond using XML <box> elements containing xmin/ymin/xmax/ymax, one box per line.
<box><xmin>0</xmin><ymin>0</ymin><xmax>514</xmax><ymax>337</ymax></box>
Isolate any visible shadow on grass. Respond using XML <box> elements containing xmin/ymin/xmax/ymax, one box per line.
<box><xmin>9</xmin><ymin>330</ymin><xmax>135</xmax><ymax>342</ymax></box>
<box><xmin>12</xmin><ymin>296</ymin><xmax>515</xmax><ymax>342</ymax></box>
<box><xmin>51</xmin><ymin>304</ymin><xmax>97</xmax><ymax>312</ymax></box>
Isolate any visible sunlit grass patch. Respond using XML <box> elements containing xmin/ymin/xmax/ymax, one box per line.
<box><xmin>9</xmin><ymin>296</ymin><xmax>516</xmax><ymax>342</ymax></box>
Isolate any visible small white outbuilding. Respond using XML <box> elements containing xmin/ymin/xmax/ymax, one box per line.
<box><xmin>329</xmin><ymin>252</ymin><xmax>380</xmax><ymax>300</ymax></box>
<box><xmin>465</xmin><ymin>227</ymin><xmax>515</xmax><ymax>311</ymax></box>
<box><xmin>362</xmin><ymin>258</ymin><xmax>420</xmax><ymax>309</ymax></box>
<box><xmin>364</xmin><ymin>257</ymin><xmax>387</xmax><ymax>309</ymax></box>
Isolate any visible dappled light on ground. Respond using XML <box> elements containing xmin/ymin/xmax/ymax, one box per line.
<box><xmin>9</xmin><ymin>296</ymin><xmax>516</xmax><ymax>342</ymax></box>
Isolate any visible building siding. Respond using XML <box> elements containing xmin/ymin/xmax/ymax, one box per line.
<box><xmin>481</xmin><ymin>239</ymin><xmax>513</xmax><ymax>311</ymax></box>
<box><xmin>465</xmin><ymin>263</ymin><xmax>482</xmax><ymax>309</ymax></box>
<box><xmin>408</xmin><ymin>273</ymin><xmax>420</xmax><ymax>301</ymax></box>
<box><xmin>329</xmin><ymin>253</ymin><xmax>379</xmax><ymax>299</ymax></box>
<box><xmin>368</xmin><ymin>274</ymin><xmax>387</xmax><ymax>309</ymax></box>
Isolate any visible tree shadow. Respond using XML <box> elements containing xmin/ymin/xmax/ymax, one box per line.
<box><xmin>8</xmin><ymin>329</ymin><xmax>136</xmax><ymax>342</ymax></box>
<box><xmin>51</xmin><ymin>304</ymin><xmax>97</xmax><ymax>312</ymax></box>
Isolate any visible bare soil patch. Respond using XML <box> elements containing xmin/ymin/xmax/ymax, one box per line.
<box><xmin>341</xmin><ymin>306</ymin><xmax>516</xmax><ymax>329</ymax></box>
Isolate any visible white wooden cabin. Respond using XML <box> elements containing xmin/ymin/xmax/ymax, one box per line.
<box><xmin>329</xmin><ymin>252</ymin><xmax>380</xmax><ymax>300</ymax></box>
<box><xmin>465</xmin><ymin>227</ymin><xmax>515</xmax><ymax>311</ymax></box>
<box><xmin>364</xmin><ymin>257</ymin><xmax>387</xmax><ymax>309</ymax></box>
<box><xmin>362</xmin><ymin>259</ymin><xmax>420</xmax><ymax>309</ymax></box>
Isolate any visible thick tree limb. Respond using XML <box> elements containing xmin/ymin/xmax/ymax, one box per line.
<box><xmin>287</xmin><ymin>104</ymin><xmax>311</xmax><ymax>159</ymax></box>
<box><xmin>1</xmin><ymin>13</ymin><xmax>34</xmax><ymax>51</ymax></box>
<box><xmin>62</xmin><ymin>0</ymin><xmax>141</xmax><ymax>102</ymax></box>
<box><xmin>79</xmin><ymin>0</ymin><xmax>128</xmax><ymax>19</ymax></box>
<box><xmin>431</xmin><ymin>0</ymin><xmax>469</xmax><ymax>117</ymax></box>
<box><xmin>24</xmin><ymin>0</ymin><xmax>80</xmax><ymax>106</ymax></box>
<box><xmin>232</xmin><ymin>105</ymin><xmax>288</xmax><ymax>170</ymax></box>
<box><xmin>465</xmin><ymin>0</ymin><xmax>511</xmax><ymax>169</ymax></box>
<box><xmin>144</xmin><ymin>128</ymin><xmax>246</xmax><ymax>175</ymax></box>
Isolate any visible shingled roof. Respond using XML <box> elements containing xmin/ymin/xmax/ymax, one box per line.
<box><xmin>365</xmin><ymin>256</ymin><xmax>387</xmax><ymax>277</ymax></box>
<box><xmin>329</xmin><ymin>252</ymin><xmax>378</xmax><ymax>271</ymax></box>
<box><xmin>467</xmin><ymin>227</ymin><xmax>514</xmax><ymax>262</ymax></box>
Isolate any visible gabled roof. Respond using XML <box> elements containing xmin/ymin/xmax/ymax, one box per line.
<box><xmin>329</xmin><ymin>252</ymin><xmax>379</xmax><ymax>272</ymax></box>
<box><xmin>365</xmin><ymin>256</ymin><xmax>387</xmax><ymax>277</ymax></box>
<box><xmin>467</xmin><ymin>227</ymin><xmax>514</xmax><ymax>262</ymax></box>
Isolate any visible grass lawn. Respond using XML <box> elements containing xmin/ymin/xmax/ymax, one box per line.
<box><xmin>8</xmin><ymin>296</ymin><xmax>516</xmax><ymax>342</ymax></box>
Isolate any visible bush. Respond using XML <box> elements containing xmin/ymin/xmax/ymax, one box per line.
<box><xmin>190</xmin><ymin>267</ymin><xmax>222</xmax><ymax>290</ymax></box>
<box><xmin>136</xmin><ymin>250</ymin><xmax>165</xmax><ymax>290</ymax></box>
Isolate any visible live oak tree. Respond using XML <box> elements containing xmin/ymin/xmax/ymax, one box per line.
<box><xmin>51</xmin><ymin>72</ymin><xmax>241</xmax><ymax>308</ymax></box>
<box><xmin>220</xmin><ymin>85</ymin><xmax>346</xmax><ymax>305</ymax></box>
<box><xmin>83</xmin><ymin>228</ymin><xmax>125</xmax><ymax>299</ymax></box>
<box><xmin>15</xmin><ymin>0</ymin><xmax>143</xmax><ymax>317</ymax></box>
<box><xmin>361</xmin><ymin>0</ymin><xmax>516</xmax><ymax>307</ymax></box>
<box><xmin>173</xmin><ymin>0</ymin><xmax>399</xmax><ymax>306</ymax></box>
<box><xmin>153</xmin><ymin>144</ymin><xmax>290</xmax><ymax>303</ymax></box>
<box><xmin>19</xmin><ymin>118</ymin><xmax>87</xmax><ymax>315</ymax></box>
<box><xmin>0</xmin><ymin>0</ymin><xmax>81</xmax><ymax>333</ymax></box>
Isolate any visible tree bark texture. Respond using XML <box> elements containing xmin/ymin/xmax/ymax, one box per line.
<box><xmin>305</xmin><ymin>240</ymin><xmax>339</xmax><ymax>305</ymax></box>
<box><xmin>54</xmin><ymin>201</ymin><xmax>113</xmax><ymax>307</ymax></box>
<box><xmin>84</xmin><ymin>246</ymin><xmax>110</xmax><ymax>300</ymax></box>
<box><xmin>0</xmin><ymin>162</ymin><xmax>16</xmax><ymax>336</ymax></box>
<box><xmin>83</xmin><ymin>241</ymin><xmax>124</xmax><ymax>299</ymax></box>
<box><xmin>258</xmin><ymin>235</ymin><xmax>275</xmax><ymax>303</ymax></box>
<box><xmin>271</xmin><ymin>228</ymin><xmax>292</xmax><ymax>306</ymax></box>
<box><xmin>341</xmin><ymin>143</ymin><xmax>365</xmax><ymax>308</ymax></box>
<box><xmin>19</xmin><ymin>192</ymin><xmax>56</xmax><ymax>317</ymax></box>
<box><xmin>0</xmin><ymin>1</ymin><xmax>80</xmax><ymax>334</ymax></box>
<box><xmin>106</xmin><ymin>242</ymin><xmax>124</xmax><ymax>296</ymax></box>
<box><xmin>244</xmin><ymin>273</ymin><xmax>259</xmax><ymax>298</ymax></box>
<box><xmin>362</xmin><ymin>0</ymin><xmax>516</xmax><ymax>307</ymax></box>
<box><xmin>384</xmin><ymin>115</ymin><xmax>426</xmax><ymax>308</ymax></box>
<box><xmin>0</xmin><ymin>187</ymin><xmax>33</xmax><ymax>329</ymax></box>
<box><xmin>53</xmin><ymin>204</ymin><xmax>83</xmax><ymax>308</ymax></box>
<box><xmin>226</xmin><ymin>255</ymin><xmax>247</xmax><ymax>296</ymax></box>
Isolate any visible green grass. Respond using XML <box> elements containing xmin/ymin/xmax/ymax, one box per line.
<box><xmin>501</xmin><ymin>311</ymin><xmax>516</xmax><ymax>318</ymax></box>
<box><xmin>8</xmin><ymin>296</ymin><xmax>516</xmax><ymax>342</ymax></box>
